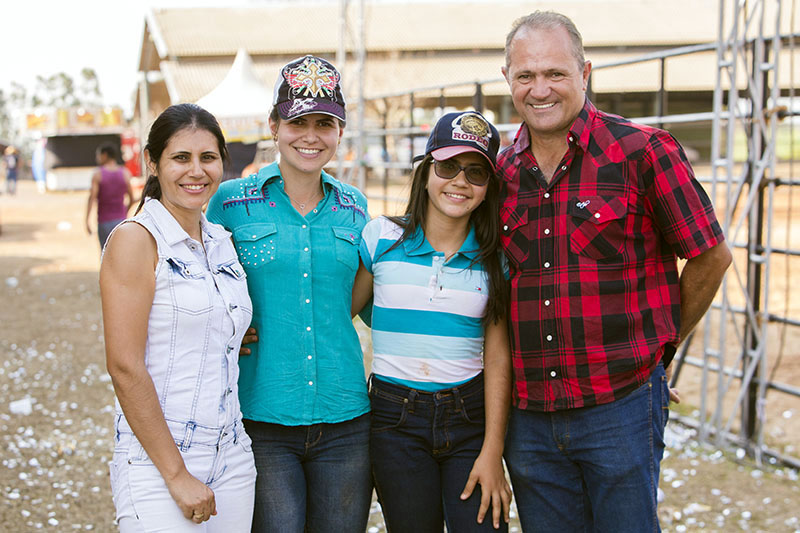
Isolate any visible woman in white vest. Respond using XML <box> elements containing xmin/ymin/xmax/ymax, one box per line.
<box><xmin>100</xmin><ymin>103</ymin><xmax>256</xmax><ymax>532</ymax></box>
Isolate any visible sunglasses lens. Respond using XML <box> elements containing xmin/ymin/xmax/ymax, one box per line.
<box><xmin>434</xmin><ymin>160</ymin><xmax>459</xmax><ymax>179</ymax></box>
<box><xmin>465</xmin><ymin>167</ymin><xmax>490</xmax><ymax>186</ymax></box>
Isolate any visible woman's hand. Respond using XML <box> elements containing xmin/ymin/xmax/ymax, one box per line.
<box><xmin>166</xmin><ymin>470</ymin><xmax>217</xmax><ymax>523</ymax></box>
<box><xmin>461</xmin><ymin>450</ymin><xmax>512</xmax><ymax>529</ymax></box>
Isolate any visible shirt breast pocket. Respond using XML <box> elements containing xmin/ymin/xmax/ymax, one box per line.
<box><xmin>233</xmin><ymin>223</ymin><xmax>278</xmax><ymax>270</ymax></box>
<box><xmin>166</xmin><ymin>257</ymin><xmax>212</xmax><ymax>314</ymax></box>
<box><xmin>332</xmin><ymin>226</ymin><xmax>360</xmax><ymax>272</ymax></box>
<box><xmin>500</xmin><ymin>205</ymin><xmax>530</xmax><ymax>269</ymax></box>
<box><xmin>568</xmin><ymin>195</ymin><xmax>628</xmax><ymax>260</ymax></box>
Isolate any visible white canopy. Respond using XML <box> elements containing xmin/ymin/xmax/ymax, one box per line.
<box><xmin>196</xmin><ymin>48</ymin><xmax>271</xmax><ymax>142</ymax></box>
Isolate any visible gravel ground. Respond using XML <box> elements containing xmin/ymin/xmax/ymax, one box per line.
<box><xmin>1</xmin><ymin>181</ymin><xmax>798</xmax><ymax>532</ymax></box>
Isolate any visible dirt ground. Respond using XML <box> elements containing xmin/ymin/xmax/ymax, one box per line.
<box><xmin>1</xmin><ymin>180</ymin><xmax>798</xmax><ymax>532</ymax></box>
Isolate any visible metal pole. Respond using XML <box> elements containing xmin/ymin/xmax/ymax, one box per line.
<box><xmin>138</xmin><ymin>71</ymin><xmax>150</xmax><ymax>180</ymax></box>
<box><xmin>355</xmin><ymin>0</ymin><xmax>366</xmax><ymax>191</ymax></box>
<box><xmin>336</xmin><ymin>0</ymin><xmax>348</xmax><ymax>182</ymax></box>
<box><xmin>657</xmin><ymin>57</ymin><xmax>666</xmax><ymax>129</ymax></box>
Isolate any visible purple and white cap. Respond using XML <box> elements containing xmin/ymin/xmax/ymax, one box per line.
<box><xmin>272</xmin><ymin>55</ymin><xmax>346</xmax><ymax>123</ymax></box>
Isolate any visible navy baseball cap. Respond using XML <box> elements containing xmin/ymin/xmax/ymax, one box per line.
<box><xmin>424</xmin><ymin>111</ymin><xmax>499</xmax><ymax>170</ymax></box>
<box><xmin>272</xmin><ymin>55</ymin><xmax>346</xmax><ymax>123</ymax></box>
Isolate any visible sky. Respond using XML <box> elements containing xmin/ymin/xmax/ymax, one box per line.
<box><xmin>0</xmin><ymin>0</ymin><xmax>328</xmax><ymax>117</ymax></box>
<box><xmin>2</xmin><ymin>1</ymin><xmax>224</xmax><ymax>117</ymax></box>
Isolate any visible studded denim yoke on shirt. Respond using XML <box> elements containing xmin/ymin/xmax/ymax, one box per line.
<box><xmin>113</xmin><ymin>198</ymin><xmax>254</xmax><ymax>435</ymax></box>
<box><xmin>206</xmin><ymin>162</ymin><xmax>370</xmax><ymax>426</ymax></box>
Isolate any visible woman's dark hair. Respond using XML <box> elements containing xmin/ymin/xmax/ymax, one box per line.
<box><xmin>384</xmin><ymin>154</ymin><xmax>508</xmax><ymax>324</ymax></box>
<box><xmin>97</xmin><ymin>142</ymin><xmax>118</xmax><ymax>161</ymax></box>
<box><xmin>136</xmin><ymin>103</ymin><xmax>229</xmax><ymax>214</ymax></box>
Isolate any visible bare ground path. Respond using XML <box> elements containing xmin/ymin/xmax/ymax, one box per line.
<box><xmin>1</xmin><ymin>181</ymin><xmax>798</xmax><ymax>532</ymax></box>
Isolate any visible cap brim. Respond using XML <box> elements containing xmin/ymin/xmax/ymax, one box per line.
<box><xmin>276</xmin><ymin>100</ymin><xmax>346</xmax><ymax>124</ymax></box>
<box><xmin>431</xmin><ymin>146</ymin><xmax>495</xmax><ymax>170</ymax></box>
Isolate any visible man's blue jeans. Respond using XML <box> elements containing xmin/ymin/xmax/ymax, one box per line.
<box><xmin>504</xmin><ymin>363</ymin><xmax>670</xmax><ymax>533</ymax></box>
<box><xmin>243</xmin><ymin>413</ymin><xmax>372</xmax><ymax>533</ymax></box>
<box><xmin>369</xmin><ymin>373</ymin><xmax>508</xmax><ymax>533</ymax></box>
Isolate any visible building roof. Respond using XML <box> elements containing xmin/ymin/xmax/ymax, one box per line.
<box><xmin>137</xmin><ymin>1</ymin><xmax>790</xmax><ymax>114</ymax></box>
<box><xmin>140</xmin><ymin>1</ymin><xmax>720</xmax><ymax>68</ymax></box>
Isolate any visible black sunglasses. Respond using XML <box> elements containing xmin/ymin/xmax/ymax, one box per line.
<box><xmin>432</xmin><ymin>160</ymin><xmax>491</xmax><ymax>186</ymax></box>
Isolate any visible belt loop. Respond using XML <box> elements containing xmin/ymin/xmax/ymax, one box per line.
<box><xmin>181</xmin><ymin>422</ymin><xmax>196</xmax><ymax>452</ymax></box>
<box><xmin>407</xmin><ymin>388</ymin><xmax>418</xmax><ymax>414</ymax></box>
<box><xmin>452</xmin><ymin>385</ymin><xmax>464</xmax><ymax>413</ymax></box>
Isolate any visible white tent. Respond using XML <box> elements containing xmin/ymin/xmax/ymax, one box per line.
<box><xmin>196</xmin><ymin>48</ymin><xmax>272</xmax><ymax>143</ymax></box>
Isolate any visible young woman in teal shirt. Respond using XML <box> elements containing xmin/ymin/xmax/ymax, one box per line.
<box><xmin>206</xmin><ymin>55</ymin><xmax>371</xmax><ymax>532</ymax></box>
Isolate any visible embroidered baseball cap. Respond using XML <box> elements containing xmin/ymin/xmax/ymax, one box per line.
<box><xmin>424</xmin><ymin>111</ymin><xmax>499</xmax><ymax>170</ymax></box>
<box><xmin>272</xmin><ymin>55</ymin><xmax>346</xmax><ymax>123</ymax></box>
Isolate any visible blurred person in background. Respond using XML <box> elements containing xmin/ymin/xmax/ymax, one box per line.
<box><xmin>85</xmin><ymin>142</ymin><xmax>134</xmax><ymax>250</ymax></box>
<box><xmin>207</xmin><ymin>55</ymin><xmax>372</xmax><ymax>532</ymax></box>
<box><xmin>4</xmin><ymin>146</ymin><xmax>20</xmax><ymax>195</ymax></box>
<box><xmin>101</xmin><ymin>103</ymin><xmax>256</xmax><ymax>532</ymax></box>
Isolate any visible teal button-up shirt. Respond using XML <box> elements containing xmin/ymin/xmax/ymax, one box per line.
<box><xmin>207</xmin><ymin>162</ymin><xmax>370</xmax><ymax>425</ymax></box>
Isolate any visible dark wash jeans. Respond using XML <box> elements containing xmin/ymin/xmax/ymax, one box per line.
<box><xmin>243</xmin><ymin>413</ymin><xmax>371</xmax><ymax>533</ymax></box>
<box><xmin>504</xmin><ymin>362</ymin><xmax>670</xmax><ymax>533</ymax></box>
<box><xmin>369</xmin><ymin>373</ymin><xmax>508</xmax><ymax>533</ymax></box>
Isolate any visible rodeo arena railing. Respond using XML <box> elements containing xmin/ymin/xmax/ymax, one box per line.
<box><xmin>335</xmin><ymin>0</ymin><xmax>800</xmax><ymax>468</ymax></box>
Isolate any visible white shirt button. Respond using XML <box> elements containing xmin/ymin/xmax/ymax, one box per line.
<box><xmin>546</xmin><ymin>335</ymin><xmax>553</xmax><ymax>341</ymax></box>
<box><xmin>251</xmin><ymin>235</ymin><xmax>257</xmax><ymax>239</ymax></box>
<box><xmin>544</xmin><ymin>262</ymin><xmax>550</xmax><ymax>268</ymax></box>
<box><xmin>544</xmin><ymin>193</ymin><xmax>550</xmax><ymax>199</ymax></box>
<box><xmin>561</xmin><ymin>165</ymin><xmax>567</xmax><ymax>171</ymax></box>
<box><xmin>533</xmin><ymin>167</ymin><xmax>538</xmax><ymax>171</ymax></box>
<box><xmin>503</xmin><ymin>225</ymin><xmax>509</xmax><ymax>231</ymax></box>
<box><xmin>550</xmin><ymin>370</ymin><xmax>557</xmax><ymax>378</ymax></box>
<box><xmin>304</xmin><ymin>247</ymin><xmax>309</xmax><ymax>252</ymax></box>
<box><xmin>306</xmin><ymin>326</ymin><xmax>311</xmax><ymax>331</ymax></box>
<box><xmin>307</xmin><ymin>355</ymin><xmax>312</xmax><ymax>360</ymax></box>
<box><xmin>302</xmin><ymin>224</ymin><xmax>307</xmax><ymax>229</ymax></box>
<box><xmin>569</xmin><ymin>136</ymin><xmax>574</xmax><ymax>142</ymax></box>
<box><xmin>308</xmin><ymin>381</ymin><xmax>313</xmax><ymax>386</ymax></box>
<box><xmin>544</xmin><ymin>229</ymin><xmax>551</xmax><ymax>235</ymax></box>
<box><xmin>594</xmin><ymin>213</ymin><xmax>601</xmax><ymax>219</ymax></box>
<box><xmin>303</xmin><ymin>273</ymin><xmax>308</xmax><ymax>278</ymax></box>
<box><xmin>305</xmin><ymin>299</ymin><xmax>310</xmax><ymax>304</ymax></box>
<box><xmin>544</xmin><ymin>300</ymin><xmax>551</xmax><ymax>306</ymax></box>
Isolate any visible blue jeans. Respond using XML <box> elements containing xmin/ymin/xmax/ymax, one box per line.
<box><xmin>98</xmin><ymin>219</ymin><xmax>124</xmax><ymax>250</ymax></box>
<box><xmin>504</xmin><ymin>363</ymin><xmax>669</xmax><ymax>533</ymax></box>
<box><xmin>243</xmin><ymin>414</ymin><xmax>371</xmax><ymax>533</ymax></box>
<box><xmin>370</xmin><ymin>373</ymin><xmax>508</xmax><ymax>533</ymax></box>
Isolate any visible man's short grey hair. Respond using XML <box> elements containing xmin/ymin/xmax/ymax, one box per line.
<box><xmin>504</xmin><ymin>11</ymin><xmax>586</xmax><ymax>71</ymax></box>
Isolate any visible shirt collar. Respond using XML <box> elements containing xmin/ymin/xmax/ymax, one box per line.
<box><xmin>254</xmin><ymin>160</ymin><xmax>341</xmax><ymax>195</ymax></box>
<box><xmin>568</xmin><ymin>97</ymin><xmax>596</xmax><ymax>152</ymax></box>
<box><xmin>142</xmin><ymin>197</ymin><xmax>229</xmax><ymax>246</ymax></box>
<box><xmin>511</xmin><ymin>96</ymin><xmax>595</xmax><ymax>157</ymax></box>
<box><xmin>402</xmin><ymin>224</ymin><xmax>480</xmax><ymax>261</ymax></box>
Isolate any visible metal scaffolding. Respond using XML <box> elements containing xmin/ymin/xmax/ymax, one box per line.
<box><xmin>697</xmin><ymin>0</ymin><xmax>799</xmax><ymax>466</ymax></box>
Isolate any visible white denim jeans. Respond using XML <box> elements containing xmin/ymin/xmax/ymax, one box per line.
<box><xmin>110</xmin><ymin>420</ymin><xmax>256</xmax><ymax>533</ymax></box>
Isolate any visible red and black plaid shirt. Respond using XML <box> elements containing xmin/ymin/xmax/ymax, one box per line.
<box><xmin>498</xmin><ymin>99</ymin><xmax>724</xmax><ymax>412</ymax></box>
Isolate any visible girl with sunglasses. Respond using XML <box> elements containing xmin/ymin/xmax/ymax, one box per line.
<box><xmin>352</xmin><ymin>111</ymin><xmax>512</xmax><ymax>532</ymax></box>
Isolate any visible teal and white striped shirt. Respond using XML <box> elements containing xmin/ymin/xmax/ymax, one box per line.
<box><xmin>359</xmin><ymin>216</ymin><xmax>489</xmax><ymax>391</ymax></box>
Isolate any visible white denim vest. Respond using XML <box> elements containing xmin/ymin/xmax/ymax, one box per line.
<box><xmin>113</xmin><ymin>198</ymin><xmax>253</xmax><ymax>444</ymax></box>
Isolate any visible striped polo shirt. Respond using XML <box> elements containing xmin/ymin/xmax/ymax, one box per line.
<box><xmin>359</xmin><ymin>216</ymin><xmax>488</xmax><ymax>391</ymax></box>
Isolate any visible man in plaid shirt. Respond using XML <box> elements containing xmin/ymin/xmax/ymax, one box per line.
<box><xmin>498</xmin><ymin>11</ymin><xmax>732</xmax><ymax>532</ymax></box>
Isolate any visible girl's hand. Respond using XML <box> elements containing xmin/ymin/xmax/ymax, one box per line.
<box><xmin>460</xmin><ymin>451</ymin><xmax>512</xmax><ymax>529</ymax></box>
<box><xmin>239</xmin><ymin>327</ymin><xmax>258</xmax><ymax>356</ymax></box>
<box><xmin>166</xmin><ymin>470</ymin><xmax>217</xmax><ymax>523</ymax></box>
